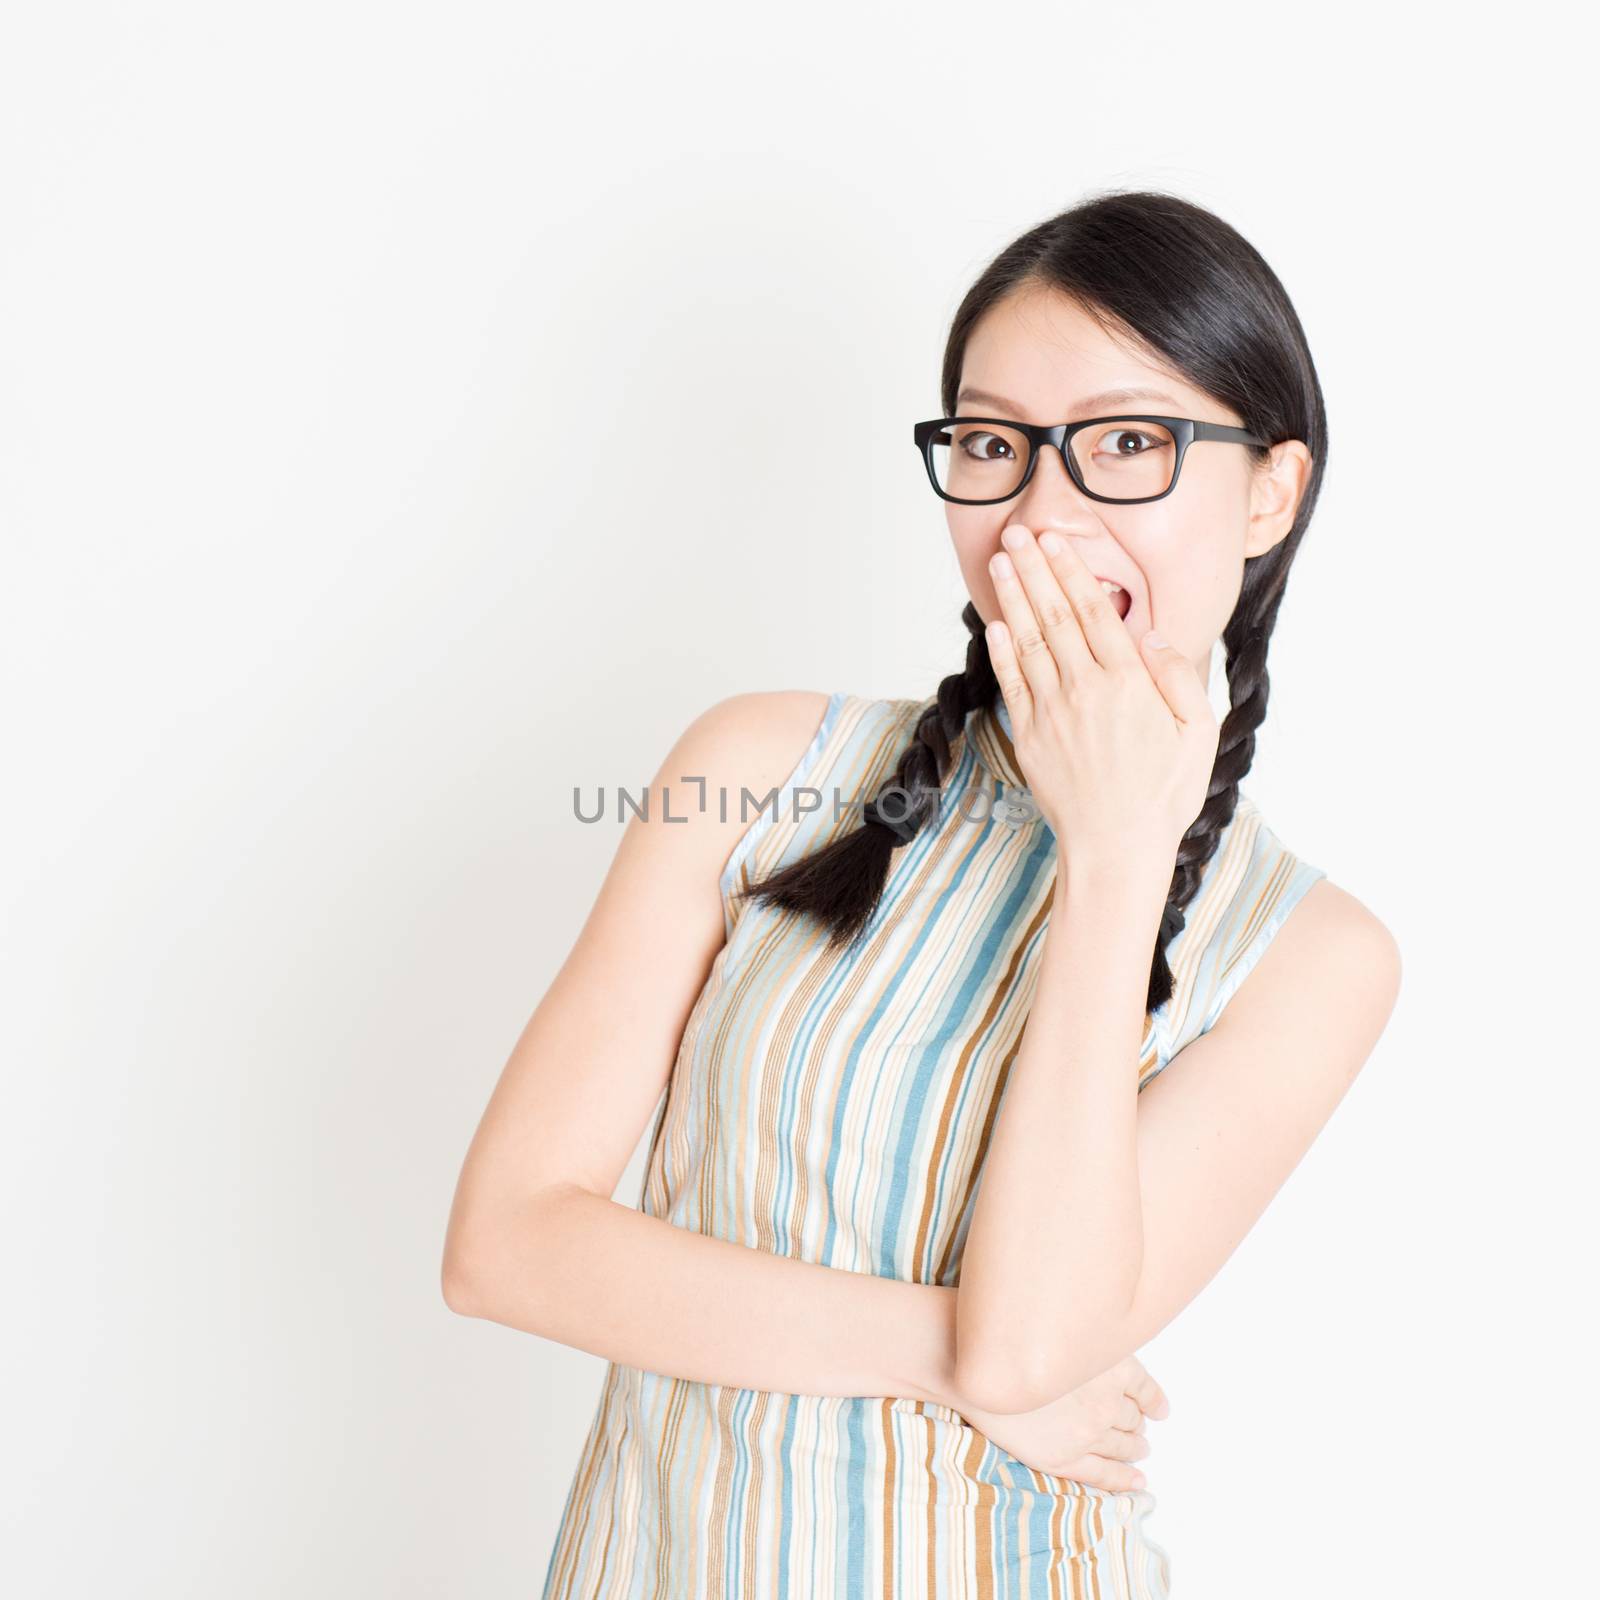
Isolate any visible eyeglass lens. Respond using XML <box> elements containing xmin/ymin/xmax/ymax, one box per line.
<box><xmin>928</xmin><ymin>418</ymin><xmax>1178</xmax><ymax>503</ymax></box>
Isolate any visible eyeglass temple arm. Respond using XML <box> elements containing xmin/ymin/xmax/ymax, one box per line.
<box><xmin>1192</xmin><ymin>421</ymin><xmax>1268</xmax><ymax>445</ymax></box>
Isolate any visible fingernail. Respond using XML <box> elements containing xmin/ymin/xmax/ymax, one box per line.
<box><xmin>992</xmin><ymin>552</ymin><xmax>1014</xmax><ymax>579</ymax></box>
<box><xmin>1144</xmin><ymin>630</ymin><xmax>1167</xmax><ymax>649</ymax></box>
<box><xmin>1038</xmin><ymin>530</ymin><xmax>1063</xmax><ymax>554</ymax></box>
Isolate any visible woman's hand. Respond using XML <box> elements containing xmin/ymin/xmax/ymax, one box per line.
<box><xmin>986</xmin><ymin>523</ymin><xmax>1219</xmax><ymax>863</ymax></box>
<box><xmin>952</xmin><ymin>1352</ymin><xmax>1170</xmax><ymax>1492</ymax></box>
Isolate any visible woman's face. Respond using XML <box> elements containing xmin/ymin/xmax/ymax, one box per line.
<box><xmin>947</xmin><ymin>283</ymin><xmax>1308</xmax><ymax>688</ymax></box>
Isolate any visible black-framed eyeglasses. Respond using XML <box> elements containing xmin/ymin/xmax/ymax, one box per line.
<box><xmin>912</xmin><ymin>414</ymin><xmax>1270</xmax><ymax>506</ymax></box>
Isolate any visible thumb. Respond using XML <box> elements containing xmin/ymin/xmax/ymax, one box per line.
<box><xmin>1141</xmin><ymin>629</ymin><xmax>1209</xmax><ymax>722</ymax></box>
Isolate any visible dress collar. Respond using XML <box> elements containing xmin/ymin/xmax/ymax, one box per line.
<box><xmin>963</xmin><ymin>690</ymin><xmax>1027</xmax><ymax>792</ymax></box>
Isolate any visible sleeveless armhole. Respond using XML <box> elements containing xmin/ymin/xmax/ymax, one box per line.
<box><xmin>716</xmin><ymin>689</ymin><xmax>847</xmax><ymax>939</ymax></box>
<box><xmin>1148</xmin><ymin>799</ymin><xmax>1327</xmax><ymax>1081</ymax></box>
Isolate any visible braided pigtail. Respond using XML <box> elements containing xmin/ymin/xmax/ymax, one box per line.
<box><xmin>731</xmin><ymin>602</ymin><xmax>998</xmax><ymax>952</ymax></box>
<box><xmin>1144</xmin><ymin>562</ymin><xmax>1285</xmax><ymax>1013</ymax></box>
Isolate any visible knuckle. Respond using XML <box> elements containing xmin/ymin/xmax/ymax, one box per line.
<box><xmin>1075</xmin><ymin>592</ymin><xmax>1110</xmax><ymax>627</ymax></box>
<box><xmin>1035</xmin><ymin>598</ymin><xmax>1072</xmax><ymax>630</ymax></box>
<box><xmin>1014</xmin><ymin>627</ymin><xmax>1047</xmax><ymax>657</ymax></box>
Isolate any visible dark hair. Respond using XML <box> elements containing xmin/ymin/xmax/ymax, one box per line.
<box><xmin>733</xmin><ymin>188</ymin><xmax>1328</xmax><ymax>1015</ymax></box>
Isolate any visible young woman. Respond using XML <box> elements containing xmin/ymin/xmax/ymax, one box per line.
<box><xmin>443</xmin><ymin>189</ymin><xmax>1401</xmax><ymax>1599</ymax></box>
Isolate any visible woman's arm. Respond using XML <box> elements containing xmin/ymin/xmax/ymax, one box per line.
<box><xmin>954</xmin><ymin>848</ymin><xmax>1166</xmax><ymax>1410</ymax></box>
<box><xmin>449</xmin><ymin>1180</ymin><xmax>959</xmax><ymax>1404</ymax></box>
<box><xmin>956</xmin><ymin>851</ymin><xmax>1400</xmax><ymax>1415</ymax></box>
<box><xmin>441</xmin><ymin>689</ymin><xmax>960</xmax><ymax>1408</ymax></box>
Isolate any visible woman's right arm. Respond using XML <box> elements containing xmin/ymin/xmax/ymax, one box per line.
<box><xmin>440</xmin><ymin>689</ymin><xmax>962</xmax><ymax>1409</ymax></box>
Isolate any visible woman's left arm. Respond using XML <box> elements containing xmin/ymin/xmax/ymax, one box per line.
<box><xmin>954</xmin><ymin>858</ymin><xmax>1400</xmax><ymax>1415</ymax></box>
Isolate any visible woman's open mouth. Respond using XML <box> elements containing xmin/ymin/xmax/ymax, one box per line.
<box><xmin>1097</xmin><ymin>578</ymin><xmax>1132</xmax><ymax>622</ymax></box>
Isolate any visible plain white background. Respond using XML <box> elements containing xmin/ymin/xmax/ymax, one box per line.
<box><xmin>4</xmin><ymin>3</ymin><xmax>1594</xmax><ymax>1595</ymax></box>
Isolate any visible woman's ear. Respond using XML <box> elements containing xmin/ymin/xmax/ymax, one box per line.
<box><xmin>1244</xmin><ymin>438</ymin><xmax>1312</xmax><ymax>559</ymax></box>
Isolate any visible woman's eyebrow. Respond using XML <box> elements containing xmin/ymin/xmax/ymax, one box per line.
<box><xmin>955</xmin><ymin>384</ymin><xmax>1183</xmax><ymax>418</ymax></box>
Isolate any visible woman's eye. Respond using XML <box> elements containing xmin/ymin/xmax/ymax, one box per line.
<box><xmin>1101</xmin><ymin>429</ymin><xmax>1156</xmax><ymax>456</ymax></box>
<box><xmin>957</xmin><ymin>431</ymin><xmax>1014</xmax><ymax>462</ymax></box>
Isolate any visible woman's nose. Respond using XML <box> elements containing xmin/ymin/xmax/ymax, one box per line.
<box><xmin>1013</xmin><ymin>440</ymin><xmax>1100</xmax><ymax>528</ymax></box>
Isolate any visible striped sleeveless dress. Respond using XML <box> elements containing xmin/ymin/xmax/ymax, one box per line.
<box><xmin>540</xmin><ymin>689</ymin><xmax>1326</xmax><ymax>1600</ymax></box>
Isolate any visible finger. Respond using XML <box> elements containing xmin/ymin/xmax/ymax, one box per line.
<box><xmin>1064</xmin><ymin>1454</ymin><xmax>1149</xmax><ymax>1493</ymax></box>
<box><xmin>1100</xmin><ymin>1428</ymin><xmax>1152</xmax><ymax>1464</ymax></box>
<box><xmin>983</xmin><ymin>617</ymin><xmax>1034</xmax><ymax>743</ymax></box>
<box><xmin>1126</xmin><ymin>1367</ymin><xmax>1171</xmax><ymax>1421</ymax></box>
<box><xmin>1136</xmin><ymin>629</ymin><xmax>1212</xmax><ymax>726</ymax></box>
<box><xmin>1000</xmin><ymin>523</ymin><xmax>1094</xmax><ymax>685</ymax></box>
<box><xmin>989</xmin><ymin>542</ymin><xmax>1061</xmax><ymax>704</ymax></box>
<box><xmin>1037</xmin><ymin>530</ymin><xmax>1143</xmax><ymax>671</ymax></box>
